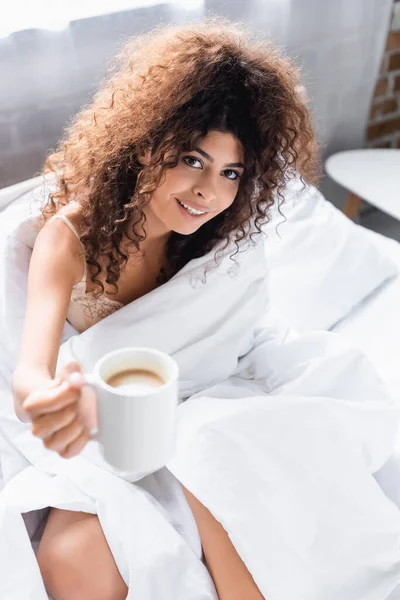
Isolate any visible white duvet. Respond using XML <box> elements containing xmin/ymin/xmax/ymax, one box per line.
<box><xmin>1</xmin><ymin>192</ymin><xmax>400</xmax><ymax>600</ymax></box>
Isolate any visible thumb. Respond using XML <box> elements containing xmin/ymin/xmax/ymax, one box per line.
<box><xmin>59</xmin><ymin>361</ymin><xmax>84</xmax><ymax>388</ymax></box>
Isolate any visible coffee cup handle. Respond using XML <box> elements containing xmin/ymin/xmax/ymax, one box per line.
<box><xmin>67</xmin><ymin>372</ymin><xmax>100</xmax><ymax>441</ymax></box>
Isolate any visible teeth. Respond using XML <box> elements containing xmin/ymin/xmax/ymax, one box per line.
<box><xmin>178</xmin><ymin>199</ymin><xmax>205</xmax><ymax>215</ymax></box>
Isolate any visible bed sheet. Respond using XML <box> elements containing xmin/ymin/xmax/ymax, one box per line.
<box><xmin>332</xmin><ymin>232</ymin><xmax>400</xmax><ymax>527</ymax></box>
<box><xmin>333</xmin><ymin>229</ymin><xmax>400</xmax><ymax>399</ymax></box>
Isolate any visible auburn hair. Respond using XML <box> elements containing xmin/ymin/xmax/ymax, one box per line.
<box><xmin>39</xmin><ymin>16</ymin><xmax>320</xmax><ymax>297</ymax></box>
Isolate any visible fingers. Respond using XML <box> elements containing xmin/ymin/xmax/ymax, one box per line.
<box><xmin>59</xmin><ymin>430</ymin><xmax>90</xmax><ymax>459</ymax></box>
<box><xmin>23</xmin><ymin>381</ymin><xmax>81</xmax><ymax>418</ymax></box>
<box><xmin>30</xmin><ymin>395</ymin><xmax>92</xmax><ymax>460</ymax></box>
<box><xmin>31</xmin><ymin>403</ymin><xmax>79</xmax><ymax>440</ymax></box>
<box><xmin>43</xmin><ymin>417</ymin><xmax>85</xmax><ymax>454</ymax></box>
<box><xmin>24</xmin><ymin>361</ymin><xmax>92</xmax><ymax>459</ymax></box>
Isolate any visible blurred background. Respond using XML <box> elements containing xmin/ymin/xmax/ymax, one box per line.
<box><xmin>0</xmin><ymin>0</ymin><xmax>399</xmax><ymax>235</ymax></box>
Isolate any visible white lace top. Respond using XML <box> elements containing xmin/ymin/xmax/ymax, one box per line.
<box><xmin>51</xmin><ymin>214</ymin><xmax>124</xmax><ymax>333</ymax></box>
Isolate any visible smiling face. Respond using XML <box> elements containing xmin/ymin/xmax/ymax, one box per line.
<box><xmin>142</xmin><ymin>130</ymin><xmax>245</xmax><ymax>238</ymax></box>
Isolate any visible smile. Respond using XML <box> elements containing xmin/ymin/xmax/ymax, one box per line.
<box><xmin>176</xmin><ymin>198</ymin><xmax>208</xmax><ymax>217</ymax></box>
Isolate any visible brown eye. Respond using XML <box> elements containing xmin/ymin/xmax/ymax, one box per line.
<box><xmin>224</xmin><ymin>169</ymin><xmax>240</xmax><ymax>181</ymax></box>
<box><xmin>183</xmin><ymin>156</ymin><xmax>202</xmax><ymax>168</ymax></box>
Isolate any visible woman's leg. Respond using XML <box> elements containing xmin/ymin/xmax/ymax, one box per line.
<box><xmin>36</xmin><ymin>508</ymin><xmax>128</xmax><ymax>600</ymax></box>
<box><xmin>181</xmin><ymin>485</ymin><xmax>264</xmax><ymax>600</ymax></box>
<box><xmin>37</xmin><ymin>493</ymin><xmax>263</xmax><ymax>600</ymax></box>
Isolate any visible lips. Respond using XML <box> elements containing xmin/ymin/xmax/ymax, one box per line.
<box><xmin>175</xmin><ymin>198</ymin><xmax>208</xmax><ymax>219</ymax></box>
<box><xmin>175</xmin><ymin>197</ymin><xmax>211</xmax><ymax>213</ymax></box>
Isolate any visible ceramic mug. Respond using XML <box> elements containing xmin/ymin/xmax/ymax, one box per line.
<box><xmin>70</xmin><ymin>347</ymin><xmax>179</xmax><ymax>472</ymax></box>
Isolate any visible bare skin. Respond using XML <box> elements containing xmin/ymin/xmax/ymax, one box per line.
<box><xmin>36</xmin><ymin>507</ymin><xmax>128</xmax><ymax>600</ymax></box>
<box><xmin>13</xmin><ymin>131</ymin><xmax>264</xmax><ymax>600</ymax></box>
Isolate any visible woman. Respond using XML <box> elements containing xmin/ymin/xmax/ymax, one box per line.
<box><xmin>12</xmin><ymin>17</ymin><xmax>318</xmax><ymax>600</ymax></box>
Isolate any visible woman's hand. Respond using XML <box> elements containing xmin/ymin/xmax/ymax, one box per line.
<box><xmin>22</xmin><ymin>361</ymin><xmax>97</xmax><ymax>458</ymax></box>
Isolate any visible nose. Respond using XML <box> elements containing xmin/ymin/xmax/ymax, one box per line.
<box><xmin>192</xmin><ymin>182</ymin><xmax>216</xmax><ymax>205</ymax></box>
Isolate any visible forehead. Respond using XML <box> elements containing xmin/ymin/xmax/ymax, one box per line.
<box><xmin>196</xmin><ymin>130</ymin><xmax>244</xmax><ymax>158</ymax></box>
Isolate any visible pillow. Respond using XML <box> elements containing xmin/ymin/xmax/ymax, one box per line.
<box><xmin>264</xmin><ymin>176</ymin><xmax>399</xmax><ymax>331</ymax></box>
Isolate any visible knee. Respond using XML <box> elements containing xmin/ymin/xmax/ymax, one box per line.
<box><xmin>36</xmin><ymin>523</ymin><xmax>91</xmax><ymax>600</ymax></box>
<box><xmin>36</xmin><ymin>516</ymin><xmax>126</xmax><ymax>600</ymax></box>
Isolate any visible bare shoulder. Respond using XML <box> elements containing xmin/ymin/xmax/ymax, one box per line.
<box><xmin>35</xmin><ymin>202</ymin><xmax>86</xmax><ymax>285</ymax></box>
<box><xmin>54</xmin><ymin>200</ymin><xmax>84</xmax><ymax>230</ymax></box>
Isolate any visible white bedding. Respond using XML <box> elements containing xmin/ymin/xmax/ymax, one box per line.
<box><xmin>333</xmin><ymin>231</ymin><xmax>400</xmax><ymax>398</ymax></box>
<box><xmin>332</xmin><ymin>233</ymin><xmax>400</xmax><ymax>533</ymax></box>
<box><xmin>265</xmin><ymin>179</ymin><xmax>399</xmax><ymax>332</ymax></box>
<box><xmin>2</xmin><ymin>184</ymin><xmax>400</xmax><ymax>600</ymax></box>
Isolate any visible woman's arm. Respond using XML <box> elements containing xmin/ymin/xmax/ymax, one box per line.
<box><xmin>12</xmin><ymin>217</ymin><xmax>83</xmax><ymax>422</ymax></box>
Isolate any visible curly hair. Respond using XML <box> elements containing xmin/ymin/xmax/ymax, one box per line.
<box><xmin>39</xmin><ymin>16</ymin><xmax>320</xmax><ymax>298</ymax></box>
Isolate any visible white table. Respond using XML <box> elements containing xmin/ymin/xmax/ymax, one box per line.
<box><xmin>325</xmin><ymin>149</ymin><xmax>400</xmax><ymax>221</ymax></box>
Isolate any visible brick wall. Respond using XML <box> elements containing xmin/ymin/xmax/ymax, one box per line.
<box><xmin>367</xmin><ymin>0</ymin><xmax>400</xmax><ymax>147</ymax></box>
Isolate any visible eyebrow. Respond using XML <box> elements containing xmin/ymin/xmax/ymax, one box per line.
<box><xmin>193</xmin><ymin>146</ymin><xmax>245</xmax><ymax>169</ymax></box>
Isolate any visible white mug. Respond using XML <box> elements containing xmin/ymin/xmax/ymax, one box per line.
<box><xmin>74</xmin><ymin>347</ymin><xmax>179</xmax><ymax>472</ymax></box>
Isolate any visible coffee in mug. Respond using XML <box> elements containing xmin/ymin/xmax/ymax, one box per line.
<box><xmin>106</xmin><ymin>368</ymin><xmax>165</xmax><ymax>394</ymax></box>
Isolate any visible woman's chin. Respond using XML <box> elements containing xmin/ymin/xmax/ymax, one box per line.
<box><xmin>171</xmin><ymin>213</ymin><xmax>209</xmax><ymax>235</ymax></box>
<box><xmin>167</xmin><ymin>215</ymin><xmax>206</xmax><ymax>235</ymax></box>
<box><xmin>171</xmin><ymin>223</ymin><xmax>202</xmax><ymax>235</ymax></box>
<box><xmin>149</xmin><ymin>205</ymin><xmax>205</xmax><ymax>236</ymax></box>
